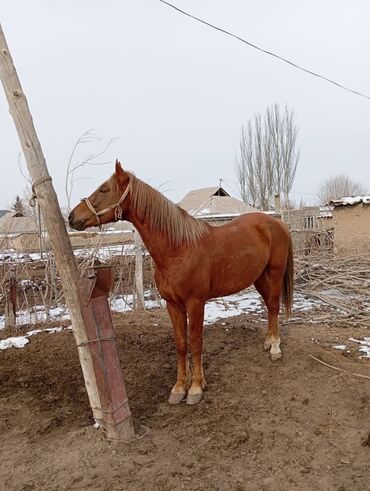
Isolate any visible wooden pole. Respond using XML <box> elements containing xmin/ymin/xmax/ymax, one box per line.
<box><xmin>134</xmin><ymin>230</ymin><xmax>145</xmax><ymax>309</ymax></box>
<box><xmin>0</xmin><ymin>25</ymin><xmax>134</xmax><ymax>441</ymax></box>
<box><xmin>5</xmin><ymin>268</ymin><xmax>16</xmax><ymax>329</ymax></box>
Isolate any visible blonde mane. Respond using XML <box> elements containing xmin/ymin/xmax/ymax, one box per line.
<box><xmin>127</xmin><ymin>173</ymin><xmax>210</xmax><ymax>246</ymax></box>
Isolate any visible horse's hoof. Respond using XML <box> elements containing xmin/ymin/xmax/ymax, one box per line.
<box><xmin>263</xmin><ymin>341</ymin><xmax>271</xmax><ymax>351</ymax></box>
<box><xmin>186</xmin><ymin>393</ymin><xmax>203</xmax><ymax>405</ymax></box>
<box><xmin>168</xmin><ymin>392</ymin><xmax>186</xmax><ymax>405</ymax></box>
<box><xmin>270</xmin><ymin>352</ymin><xmax>282</xmax><ymax>361</ymax></box>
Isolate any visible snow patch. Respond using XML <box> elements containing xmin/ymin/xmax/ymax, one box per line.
<box><xmin>0</xmin><ymin>305</ymin><xmax>69</xmax><ymax>329</ymax></box>
<box><xmin>349</xmin><ymin>337</ymin><xmax>370</xmax><ymax>358</ymax></box>
<box><xmin>110</xmin><ymin>293</ymin><xmax>165</xmax><ymax>312</ymax></box>
<box><xmin>74</xmin><ymin>243</ymin><xmax>141</xmax><ymax>260</ymax></box>
<box><xmin>0</xmin><ymin>326</ymin><xmax>71</xmax><ymax>351</ymax></box>
<box><xmin>0</xmin><ymin>336</ymin><xmax>29</xmax><ymax>350</ymax></box>
<box><xmin>204</xmin><ymin>292</ymin><xmax>262</xmax><ymax>325</ymax></box>
<box><xmin>330</xmin><ymin>195</ymin><xmax>370</xmax><ymax>206</ymax></box>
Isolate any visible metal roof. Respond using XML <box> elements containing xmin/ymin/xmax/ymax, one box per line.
<box><xmin>178</xmin><ymin>186</ymin><xmax>258</xmax><ymax>218</ymax></box>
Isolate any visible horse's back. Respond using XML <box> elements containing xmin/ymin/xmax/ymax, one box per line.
<box><xmin>208</xmin><ymin>211</ymin><xmax>291</xmax><ymax>273</ymax></box>
<box><xmin>211</xmin><ymin>212</ymin><xmax>290</xmax><ymax>244</ymax></box>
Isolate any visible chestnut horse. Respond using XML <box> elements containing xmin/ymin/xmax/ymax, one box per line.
<box><xmin>69</xmin><ymin>161</ymin><xmax>294</xmax><ymax>405</ymax></box>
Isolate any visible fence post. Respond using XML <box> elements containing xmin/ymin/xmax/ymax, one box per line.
<box><xmin>78</xmin><ymin>267</ymin><xmax>135</xmax><ymax>441</ymax></box>
<box><xmin>0</xmin><ymin>25</ymin><xmax>134</xmax><ymax>441</ymax></box>
<box><xmin>134</xmin><ymin>230</ymin><xmax>145</xmax><ymax>310</ymax></box>
<box><xmin>5</xmin><ymin>268</ymin><xmax>16</xmax><ymax>329</ymax></box>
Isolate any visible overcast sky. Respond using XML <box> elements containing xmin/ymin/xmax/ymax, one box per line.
<box><xmin>1</xmin><ymin>0</ymin><xmax>369</xmax><ymax>210</ymax></box>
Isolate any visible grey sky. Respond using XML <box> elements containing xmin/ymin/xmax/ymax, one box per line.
<box><xmin>1</xmin><ymin>0</ymin><xmax>369</xmax><ymax>210</ymax></box>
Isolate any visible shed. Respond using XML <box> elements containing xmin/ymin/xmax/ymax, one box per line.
<box><xmin>178</xmin><ymin>185</ymin><xmax>258</xmax><ymax>225</ymax></box>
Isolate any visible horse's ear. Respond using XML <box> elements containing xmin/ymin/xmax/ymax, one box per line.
<box><xmin>115</xmin><ymin>159</ymin><xmax>124</xmax><ymax>173</ymax></box>
<box><xmin>115</xmin><ymin>159</ymin><xmax>126</xmax><ymax>184</ymax></box>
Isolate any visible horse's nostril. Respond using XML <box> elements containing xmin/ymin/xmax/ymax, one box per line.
<box><xmin>68</xmin><ymin>211</ymin><xmax>74</xmax><ymax>223</ymax></box>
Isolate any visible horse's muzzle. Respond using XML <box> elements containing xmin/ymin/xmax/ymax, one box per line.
<box><xmin>68</xmin><ymin>211</ymin><xmax>86</xmax><ymax>231</ymax></box>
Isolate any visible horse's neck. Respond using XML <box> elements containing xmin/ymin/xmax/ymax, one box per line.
<box><xmin>123</xmin><ymin>177</ymin><xmax>207</xmax><ymax>267</ymax></box>
<box><xmin>126</xmin><ymin>211</ymin><xmax>176</xmax><ymax>269</ymax></box>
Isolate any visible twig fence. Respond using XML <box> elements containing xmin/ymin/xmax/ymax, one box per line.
<box><xmin>1</xmin><ymin>227</ymin><xmax>369</xmax><ymax>329</ymax></box>
<box><xmin>0</xmin><ymin>229</ymin><xmax>160</xmax><ymax>329</ymax></box>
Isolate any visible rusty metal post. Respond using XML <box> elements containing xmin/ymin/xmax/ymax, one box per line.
<box><xmin>78</xmin><ymin>266</ymin><xmax>135</xmax><ymax>441</ymax></box>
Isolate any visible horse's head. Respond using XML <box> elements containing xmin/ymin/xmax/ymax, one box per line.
<box><xmin>68</xmin><ymin>160</ymin><xmax>131</xmax><ymax>230</ymax></box>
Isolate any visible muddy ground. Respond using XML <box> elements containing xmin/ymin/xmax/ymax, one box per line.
<box><xmin>0</xmin><ymin>308</ymin><xmax>369</xmax><ymax>490</ymax></box>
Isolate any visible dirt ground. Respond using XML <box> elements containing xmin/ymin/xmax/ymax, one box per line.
<box><xmin>1</xmin><ymin>308</ymin><xmax>370</xmax><ymax>491</ymax></box>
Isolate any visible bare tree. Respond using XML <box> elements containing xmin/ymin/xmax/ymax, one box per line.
<box><xmin>235</xmin><ymin>104</ymin><xmax>299</xmax><ymax>210</ymax></box>
<box><xmin>65</xmin><ymin>129</ymin><xmax>118</xmax><ymax>212</ymax></box>
<box><xmin>317</xmin><ymin>175</ymin><xmax>366</xmax><ymax>204</ymax></box>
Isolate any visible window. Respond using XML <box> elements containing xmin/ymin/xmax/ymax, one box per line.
<box><xmin>304</xmin><ymin>216</ymin><xmax>315</xmax><ymax>229</ymax></box>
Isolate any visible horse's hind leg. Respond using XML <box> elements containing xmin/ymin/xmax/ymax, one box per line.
<box><xmin>186</xmin><ymin>299</ymin><xmax>206</xmax><ymax>405</ymax></box>
<box><xmin>254</xmin><ymin>267</ymin><xmax>284</xmax><ymax>360</ymax></box>
<box><xmin>167</xmin><ymin>302</ymin><xmax>188</xmax><ymax>404</ymax></box>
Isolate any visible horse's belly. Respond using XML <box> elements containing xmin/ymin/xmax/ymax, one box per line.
<box><xmin>209</xmin><ymin>277</ymin><xmax>254</xmax><ymax>299</ymax></box>
<box><xmin>208</xmin><ymin>253</ymin><xmax>266</xmax><ymax>298</ymax></box>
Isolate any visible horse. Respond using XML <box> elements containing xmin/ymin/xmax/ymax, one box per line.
<box><xmin>69</xmin><ymin>160</ymin><xmax>294</xmax><ymax>405</ymax></box>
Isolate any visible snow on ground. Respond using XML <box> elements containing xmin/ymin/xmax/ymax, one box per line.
<box><xmin>204</xmin><ymin>292</ymin><xmax>262</xmax><ymax>325</ymax></box>
<box><xmin>1</xmin><ymin>290</ymin><xmax>319</xmax><ymax>333</ymax></box>
<box><xmin>110</xmin><ymin>294</ymin><xmax>165</xmax><ymax>312</ymax></box>
<box><xmin>330</xmin><ymin>338</ymin><xmax>370</xmax><ymax>358</ymax></box>
<box><xmin>1</xmin><ymin>290</ymin><xmax>364</xmax><ymax>356</ymax></box>
<box><xmin>0</xmin><ymin>242</ymin><xmax>139</xmax><ymax>264</ymax></box>
<box><xmin>291</xmin><ymin>293</ymin><xmax>323</xmax><ymax>312</ymax></box>
<box><xmin>0</xmin><ymin>336</ymin><xmax>29</xmax><ymax>350</ymax></box>
<box><xmin>348</xmin><ymin>337</ymin><xmax>370</xmax><ymax>359</ymax></box>
<box><xmin>0</xmin><ymin>249</ymin><xmax>44</xmax><ymax>262</ymax></box>
<box><xmin>0</xmin><ymin>326</ymin><xmax>72</xmax><ymax>351</ymax></box>
<box><xmin>0</xmin><ymin>305</ymin><xmax>69</xmax><ymax>330</ymax></box>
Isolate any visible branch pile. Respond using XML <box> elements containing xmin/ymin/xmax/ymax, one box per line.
<box><xmin>294</xmin><ymin>250</ymin><xmax>370</xmax><ymax>327</ymax></box>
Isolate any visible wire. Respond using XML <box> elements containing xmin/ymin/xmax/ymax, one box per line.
<box><xmin>159</xmin><ymin>0</ymin><xmax>370</xmax><ymax>101</ymax></box>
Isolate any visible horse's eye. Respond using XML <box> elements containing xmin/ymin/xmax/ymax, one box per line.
<box><xmin>100</xmin><ymin>186</ymin><xmax>108</xmax><ymax>193</ymax></box>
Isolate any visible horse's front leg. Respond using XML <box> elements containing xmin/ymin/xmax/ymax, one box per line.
<box><xmin>186</xmin><ymin>299</ymin><xmax>206</xmax><ymax>405</ymax></box>
<box><xmin>167</xmin><ymin>302</ymin><xmax>188</xmax><ymax>404</ymax></box>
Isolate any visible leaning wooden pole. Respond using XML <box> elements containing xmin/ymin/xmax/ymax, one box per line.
<box><xmin>0</xmin><ymin>25</ymin><xmax>135</xmax><ymax>441</ymax></box>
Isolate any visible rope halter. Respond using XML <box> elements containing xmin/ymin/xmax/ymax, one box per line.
<box><xmin>82</xmin><ymin>178</ymin><xmax>132</xmax><ymax>228</ymax></box>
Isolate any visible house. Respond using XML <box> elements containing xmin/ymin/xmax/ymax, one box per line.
<box><xmin>328</xmin><ymin>196</ymin><xmax>370</xmax><ymax>252</ymax></box>
<box><xmin>0</xmin><ymin>211</ymin><xmax>45</xmax><ymax>252</ymax></box>
<box><xmin>0</xmin><ymin>211</ymin><xmax>41</xmax><ymax>236</ymax></box>
<box><xmin>178</xmin><ymin>185</ymin><xmax>258</xmax><ymax>225</ymax></box>
<box><xmin>281</xmin><ymin>206</ymin><xmax>332</xmax><ymax>231</ymax></box>
<box><xmin>280</xmin><ymin>206</ymin><xmax>334</xmax><ymax>254</ymax></box>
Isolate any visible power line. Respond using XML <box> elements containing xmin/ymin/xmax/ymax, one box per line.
<box><xmin>159</xmin><ymin>0</ymin><xmax>370</xmax><ymax>101</ymax></box>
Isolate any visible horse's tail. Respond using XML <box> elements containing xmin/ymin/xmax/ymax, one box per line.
<box><xmin>282</xmin><ymin>236</ymin><xmax>294</xmax><ymax>318</ymax></box>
